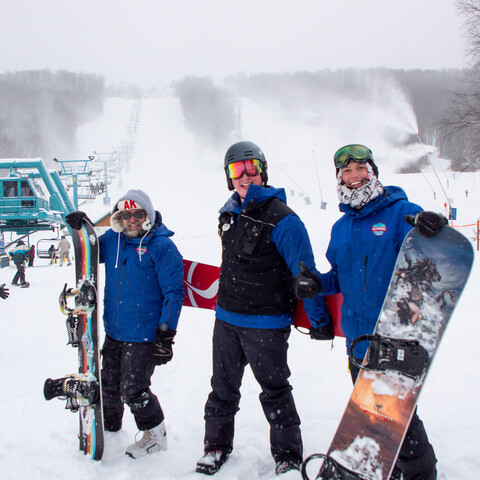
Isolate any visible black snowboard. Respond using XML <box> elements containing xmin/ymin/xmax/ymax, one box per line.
<box><xmin>44</xmin><ymin>219</ymin><xmax>104</xmax><ymax>460</ymax></box>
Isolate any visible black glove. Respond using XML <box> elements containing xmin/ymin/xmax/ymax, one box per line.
<box><xmin>0</xmin><ymin>284</ymin><xmax>9</xmax><ymax>300</ymax></box>
<box><xmin>66</xmin><ymin>211</ymin><xmax>93</xmax><ymax>230</ymax></box>
<box><xmin>294</xmin><ymin>261</ymin><xmax>322</xmax><ymax>299</ymax></box>
<box><xmin>310</xmin><ymin>321</ymin><xmax>334</xmax><ymax>341</ymax></box>
<box><xmin>404</xmin><ymin>211</ymin><xmax>448</xmax><ymax>239</ymax></box>
<box><xmin>152</xmin><ymin>327</ymin><xmax>176</xmax><ymax>366</ymax></box>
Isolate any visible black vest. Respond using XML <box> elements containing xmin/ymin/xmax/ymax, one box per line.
<box><xmin>217</xmin><ymin>196</ymin><xmax>296</xmax><ymax>315</ymax></box>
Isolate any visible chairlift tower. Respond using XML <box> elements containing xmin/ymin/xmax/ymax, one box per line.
<box><xmin>93</xmin><ymin>151</ymin><xmax>117</xmax><ymax>206</ymax></box>
<box><xmin>53</xmin><ymin>156</ymin><xmax>95</xmax><ymax>209</ymax></box>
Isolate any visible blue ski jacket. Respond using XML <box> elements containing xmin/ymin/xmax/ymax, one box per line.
<box><xmin>319</xmin><ymin>186</ymin><xmax>422</xmax><ymax>358</ymax></box>
<box><xmin>9</xmin><ymin>244</ymin><xmax>29</xmax><ymax>265</ymax></box>
<box><xmin>216</xmin><ymin>184</ymin><xmax>328</xmax><ymax>329</ymax></box>
<box><xmin>99</xmin><ymin>212</ymin><xmax>184</xmax><ymax>342</ymax></box>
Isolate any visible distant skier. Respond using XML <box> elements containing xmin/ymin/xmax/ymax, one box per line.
<box><xmin>47</xmin><ymin>244</ymin><xmax>57</xmax><ymax>264</ymax></box>
<box><xmin>28</xmin><ymin>245</ymin><xmax>35</xmax><ymax>267</ymax></box>
<box><xmin>295</xmin><ymin>144</ymin><xmax>447</xmax><ymax>480</ymax></box>
<box><xmin>58</xmin><ymin>236</ymin><xmax>72</xmax><ymax>266</ymax></box>
<box><xmin>9</xmin><ymin>240</ymin><xmax>30</xmax><ymax>287</ymax></box>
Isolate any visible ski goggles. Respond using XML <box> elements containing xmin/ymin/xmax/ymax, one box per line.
<box><xmin>334</xmin><ymin>144</ymin><xmax>372</xmax><ymax>169</ymax></box>
<box><xmin>226</xmin><ymin>159</ymin><xmax>263</xmax><ymax>179</ymax></box>
<box><xmin>119</xmin><ymin>210</ymin><xmax>146</xmax><ymax>221</ymax></box>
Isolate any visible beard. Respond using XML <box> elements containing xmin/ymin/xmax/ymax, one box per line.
<box><xmin>123</xmin><ymin>225</ymin><xmax>146</xmax><ymax>238</ymax></box>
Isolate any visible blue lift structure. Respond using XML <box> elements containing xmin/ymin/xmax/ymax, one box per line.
<box><xmin>0</xmin><ymin>158</ymin><xmax>74</xmax><ymax>235</ymax></box>
<box><xmin>53</xmin><ymin>156</ymin><xmax>95</xmax><ymax>209</ymax></box>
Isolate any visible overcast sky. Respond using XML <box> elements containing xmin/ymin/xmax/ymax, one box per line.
<box><xmin>0</xmin><ymin>0</ymin><xmax>466</xmax><ymax>87</ymax></box>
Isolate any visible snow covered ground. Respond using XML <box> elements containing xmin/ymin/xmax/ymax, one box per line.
<box><xmin>0</xmin><ymin>92</ymin><xmax>479</xmax><ymax>480</ymax></box>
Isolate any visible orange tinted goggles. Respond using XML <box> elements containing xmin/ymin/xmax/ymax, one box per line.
<box><xmin>226</xmin><ymin>159</ymin><xmax>263</xmax><ymax>179</ymax></box>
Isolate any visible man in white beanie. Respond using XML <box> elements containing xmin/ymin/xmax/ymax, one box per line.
<box><xmin>99</xmin><ymin>189</ymin><xmax>184</xmax><ymax>458</ymax></box>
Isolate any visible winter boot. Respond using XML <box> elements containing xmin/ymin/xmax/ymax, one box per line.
<box><xmin>275</xmin><ymin>458</ymin><xmax>301</xmax><ymax>475</ymax></box>
<box><xmin>125</xmin><ymin>421</ymin><xmax>167</xmax><ymax>459</ymax></box>
<box><xmin>196</xmin><ymin>450</ymin><xmax>229</xmax><ymax>475</ymax></box>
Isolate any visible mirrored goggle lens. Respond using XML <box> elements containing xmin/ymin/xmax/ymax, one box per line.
<box><xmin>226</xmin><ymin>159</ymin><xmax>263</xmax><ymax>179</ymax></box>
<box><xmin>334</xmin><ymin>145</ymin><xmax>371</xmax><ymax>169</ymax></box>
<box><xmin>120</xmin><ymin>210</ymin><xmax>146</xmax><ymax>220</ymax></box>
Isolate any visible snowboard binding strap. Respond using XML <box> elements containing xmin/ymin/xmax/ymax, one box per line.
<box><xmin>350</xmin><ymin>334</ymin><xmax>429</xmax><ymax>379</ymax></box>
<box><xmin>59</xmin><ymin>281</ymin><xmax>97</xmax><ymax>315</ymax></box>
<box><xmin>66</xmin><ymin>313</ymin><xmax>81</xmax><ymax>347</ymax></box>
<box><xmin>44</xmin><ymin>374</ymin><xmax>100</xmax><ymax>412</ymax></box>
<box><xmin>301</xmin><ymin>453</ymin><xmax>367</xmax><ymax>480</ymax></box>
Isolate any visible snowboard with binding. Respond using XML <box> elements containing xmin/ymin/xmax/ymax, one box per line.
<box><xmin>301</xmin><ymin>226</ymin><xmax>474</xmax><ymax>480</ymax></box>
<box><xmin>43</xmin><ymin>219</ymin><xmax>104</xmax><ymax>461</ymax></box>
<box><xmin>182</xmin><ymin>259</ymin><xmax>344</xmax><ymax>335</ymax></box>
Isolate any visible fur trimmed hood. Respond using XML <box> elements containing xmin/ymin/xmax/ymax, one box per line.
<box><xmin>110</xmin><ymin>189</ymin><xmax>157</xmax><ymax>233</ymax></box>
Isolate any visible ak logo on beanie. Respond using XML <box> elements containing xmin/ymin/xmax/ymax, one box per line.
<box><xmin>119</xmin><ymin>199</ymin><xmax>143</xmax><ymax>211</ymax></box>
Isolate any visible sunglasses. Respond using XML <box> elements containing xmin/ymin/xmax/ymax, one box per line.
<box><xmin>334</xmin><ymin>144</ymin><xmax>372</xmax><ymax>169</ymax></box>
<box><xmin>226</xmin><ymin>159</ymin><xmax>263</xmax><ymax>179</ymax></box>
<box><xmin>120</xmin><ymin>210</ymin><xmax>146</xmax><ymax>221</ymax></box>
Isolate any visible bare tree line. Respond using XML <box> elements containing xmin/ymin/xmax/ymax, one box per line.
<box><xmin>440</xmin><ymin>0</ymin><xmax>480</xmax><ymax>170</ymax></box>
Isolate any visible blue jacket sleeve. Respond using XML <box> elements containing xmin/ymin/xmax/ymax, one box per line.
<box><xmin>271</xmin><ymin>214</ymin><xmax>329</xmax><ymax>327</ymax></box>
<box><xmin>152</xmin><ymin>238</ymin><xmax>185</xmax><ymax>330</ymax></box>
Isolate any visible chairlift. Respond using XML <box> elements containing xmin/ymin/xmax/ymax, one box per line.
<box><xmin>0</xmin><ymin>170</ymin><xmax>66</xmax><ymax>234</ymax></box>
<box><xmin>36</xmin><ymin>238</ymin><xmax>62</xmax><ymax>259</ymax></box>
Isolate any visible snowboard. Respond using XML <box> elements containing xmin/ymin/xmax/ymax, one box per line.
<box><xmin>182</xmin><ymin>259</ymin><xmax>344</xmax><ymax>336</ymax></box>
<box><xmin>44</xmin><ymin>219</ymin><xmax>104</xmax><ymax>461</ymax></box>
<box><xmin>301</xmin><ymin>226</ymin><xmax>474</xmax><ymax>480</ymax></box>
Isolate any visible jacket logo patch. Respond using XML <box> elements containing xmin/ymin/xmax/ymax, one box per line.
<box><xmin>371</xmin><ymin>222</ymin><xmax>387</xmax><ymax>236</ymax></box>
<box><xmin>136</xmin><ymin>246</ymin><xmax>147</xmax><ymax>256</ymax></box>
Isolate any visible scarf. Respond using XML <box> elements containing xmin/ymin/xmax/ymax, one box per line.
<box><xmin>337</xmin><ymin>162</ymin><xmax>384</xmax><ymax>209</ymax></box>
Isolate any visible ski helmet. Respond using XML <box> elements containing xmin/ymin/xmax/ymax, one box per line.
<box><xmin>224</xmin><ymin>141</ymin><xmax>268</xmax><ymax>191</ymax></box>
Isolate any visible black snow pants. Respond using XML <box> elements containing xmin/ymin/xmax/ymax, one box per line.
<box><xmin>349</xmin><ymin>357</ymin><xmax>437</xmax><ymax>480</ymax></box>
<box><xmin>12</xmin><ymin>262</ymin><xmax>25</xmax><ymax>285</ymax></box>
<box><xmin>101</xmin><ymin>335</ymin><xmax>164</xmax><ymax>432</ymax></box>
<box><xmin>203</xmin><ymin>319</ymin><xmax>302</xmax><ymax>464</ymax></box>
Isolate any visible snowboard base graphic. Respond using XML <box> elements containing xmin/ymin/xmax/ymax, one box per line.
<box><xmin>302</xmin><ymin>226</ymin><xmax>474</xmax><ymax>480</ymax></box>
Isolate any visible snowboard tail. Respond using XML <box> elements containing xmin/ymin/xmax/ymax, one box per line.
<box><xmin>302</xmin><ymin>226</ymin><xmax>474</xmax><ymax>480</ymax></box>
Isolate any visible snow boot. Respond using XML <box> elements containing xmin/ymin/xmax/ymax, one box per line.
<box><xmin>20</xmin><ymin>282</ymin><xmax>30</xmax><ymax>288</ymax></box>
<box><xmin>196</xmin><ymin>450</ymin><xmax>229</xmax><ymax>475</ymax></box>
<box><xmin>275</xmin><ymin>458</ymin><xmax>301</xmax><ymax>475</ymax></box>
<box><xmin>125</xmin><ymin>421</ymin><xmax>167</xmax><ymax>459</ymax></box>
